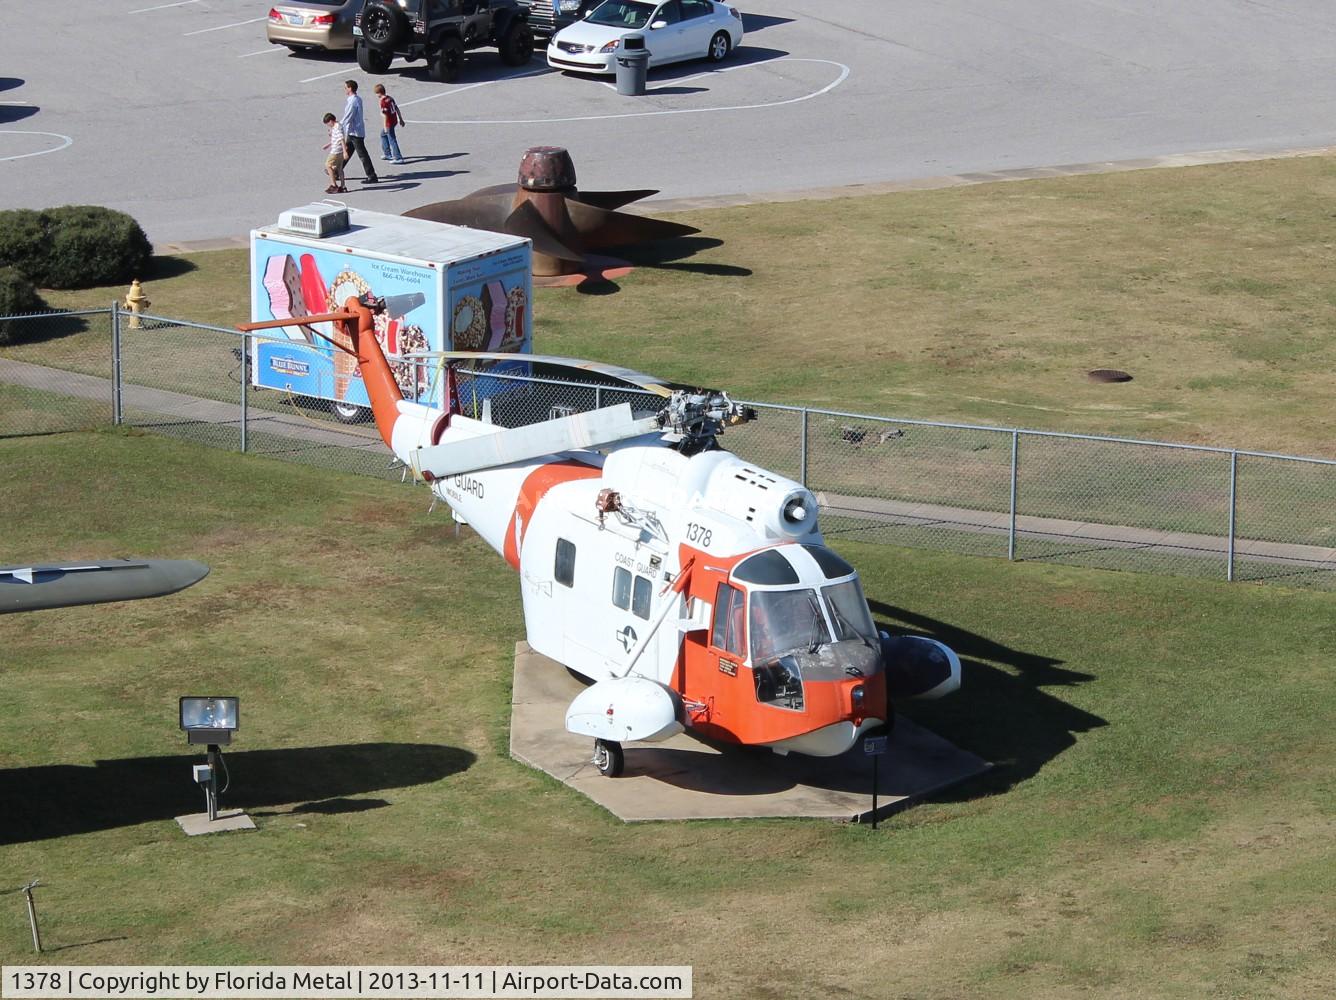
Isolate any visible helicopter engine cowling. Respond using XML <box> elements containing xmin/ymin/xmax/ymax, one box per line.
<box><xmin>565</xmin><ymin>676</ymin><xmax>685</xmax><ymax>744</ymax></box>
<box><xmin>702</xmin><ymin>458</ymin><xmax>819</xmax><ymax>540</ymax></box>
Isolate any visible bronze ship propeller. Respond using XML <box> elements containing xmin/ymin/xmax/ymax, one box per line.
<box><xmin>404</xmin><ymin>146</ymin><xmax>699</xmax><ymax>277</ymax></box>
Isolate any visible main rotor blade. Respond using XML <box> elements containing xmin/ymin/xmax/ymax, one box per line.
<box><xmin>402</xmin><ymin>352</ymin><xmax>677</xmax><ymax>396</ymax></box>
<box><xmin>564</xmin><ymin>201</ymin><xmax>700</xmax><ymax>248</ymax></box>
<box><xmin>567</xmin><ymin>189</ymin><xmax>660</xmax><ymax>211</ymax></box>
<box><xmin>0</xmin><ymin>559</ymin><xmax>210</xmax><ymax>614</ymax></box>
<box><xmin>413</xmin><ymin>404</ymin><xmax>661</xmax><ymax>478</ymax></box>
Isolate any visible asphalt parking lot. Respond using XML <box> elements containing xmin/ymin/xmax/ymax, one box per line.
<box><xmin>6</xmin><ymin>1</ymin><xmax>1336</xmax><ymax>244</ymax></box>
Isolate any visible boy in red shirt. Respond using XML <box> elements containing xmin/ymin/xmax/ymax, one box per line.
<box><xmin>373</xmin><ymin>83</ymin><xmax>406</xmax><ymax>166</ymax></box>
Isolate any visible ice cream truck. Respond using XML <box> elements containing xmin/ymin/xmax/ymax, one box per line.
<box><xmin>250</xmin><ymin>203</ymin><xmax>532</xmax><ymax>422</ymax></box>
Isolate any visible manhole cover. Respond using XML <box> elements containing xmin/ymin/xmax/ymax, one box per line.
<box><xmin>1088</xmin><ymin>369</ymin><xmax>1132</xmax><ymax>383</ymax></box>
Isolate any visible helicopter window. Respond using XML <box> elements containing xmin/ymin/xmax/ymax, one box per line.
<box><xmin>632</xmin><ymin>574</ymin><xmax>652</xmax><ymax>619</ymax></box>
<box><xmin>732</xmin><ymin>548</ymin><xmax>799</xmax><ymax>586</ymax></box>
<box><xmin>612</xmin><ymin>567</ymin><xmax>653</xmax><ymax>620</ymax></box>
<box><xmin>802</xmin><ymin>544</ymin><xmax>855</xmax><ymax>580</ymax></box>
<box><xmin>555</xmin><ymin>538</ymin><xmax>576</xmax><ymax>587</ymax></box>
<box><xmin>612</xmin><ymin>566</ymin><xmax>631</xmax><ymax>609</ymax></box>
<box><xmin>822</xmin><ymin>579</ymin><xmax>877</xmax><ymax>642</ymax></box>
<box><xmin>750</xmin><ymin>588</ymin><xmax>831</xmax><ymax>663</ymax></box>
<box><xmin>711</xmin><ymin>583</ymin><xmax>746</xmax><ymax>656</ymax></box>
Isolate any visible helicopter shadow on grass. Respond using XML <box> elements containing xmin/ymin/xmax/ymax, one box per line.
<box><xmin>639</xmin><ymin>605</ymin><xmax>1102</xmax><ymax>800</ymax></box>
<box><xmin>867</xmin><ymin>600</ymin><xmax>1106</xmax><ymax>799</ymax></box>
<box><xmin>0</xmin><ymin>742</ymin><xmax>473</xmax><ymax>844</ymax></box>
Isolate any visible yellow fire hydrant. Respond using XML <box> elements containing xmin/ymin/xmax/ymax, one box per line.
<box><xmin>123</xmin><ymin>279</ymin><xmax>150</xmax><ymax>329</ymax></box>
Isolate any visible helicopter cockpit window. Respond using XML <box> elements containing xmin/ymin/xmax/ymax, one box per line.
<box><xmin>555</xmin><ymin>538</ymin><xmax>576</xmax><ymax>587</ymax></box>
<box><xmin>750</xmin><ymin>588</ymin><xmax>831</xmax><ymax>663</ymax></box>
<box><xmin>801</xmin><ymin>544</ymin><xmax>855</xmax><ymax>580</ymax></box>
<box><xmin>733</xmin><ymin>549</ymin><xmax>799</xmax><ymax>586</ymax></box>
<box><xmin>711</xmin><ymin>583</ymin><xmax>745</xmax><ymax>656</ymax></box>
<box><xmin>822</xmin><ymin>578</ymin><xmax>877</xmax><ymax>642</ymax></box>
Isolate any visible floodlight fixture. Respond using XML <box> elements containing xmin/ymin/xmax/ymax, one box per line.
<box><xmin>180</xmin><ymin>696</ymin><xmax>238</xmax><ymax>824</ymax></box>
<box><xmin>180</xmin><ymin>696</ymin><xmax>239</xmax><ymax>745</ymax></box>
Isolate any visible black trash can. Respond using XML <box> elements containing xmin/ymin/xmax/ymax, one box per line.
<box><xmin>615</xmin><ymin>33</ymin><xmax>649</xmax><ymax>96</ymax></box>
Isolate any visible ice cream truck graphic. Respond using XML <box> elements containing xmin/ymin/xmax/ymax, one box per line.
<box><xmin>250</xmin><ymin>204</ymin><xmax>532</xmax><ymax>422</ymax></box>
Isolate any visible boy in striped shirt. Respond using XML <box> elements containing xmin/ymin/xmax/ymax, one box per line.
<box><xmin>322</xmin><ymin>113</ymin><xmax>347</xmax><ymax>194</ymax></box>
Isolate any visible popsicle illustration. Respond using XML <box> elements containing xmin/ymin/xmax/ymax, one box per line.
<box><xmin>262</xmin><ymin>255</ymin><xmax>310</xmax><ymax>340</ymax></box>
<box><xmin>300</xmin><ymin>254</ymin><xmax>333</xmax><ymax>347</ymax></box>
<box><xmin>482</xmin><ymin>280</ymin><xmax>507</xmax><ymax>351</ymax></box>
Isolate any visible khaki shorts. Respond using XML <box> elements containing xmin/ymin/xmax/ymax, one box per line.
<box><xmin>325</xmin><ymin>154</ymin><xmax>343</xmax><ymax>173</ymax></box>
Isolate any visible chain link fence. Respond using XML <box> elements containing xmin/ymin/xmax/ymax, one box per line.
<box><xmin>2</xmin><ymin>307</ymin><xmax>1333</xmax><ymax>589</ymax></box>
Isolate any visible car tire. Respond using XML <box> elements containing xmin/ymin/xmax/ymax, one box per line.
<box><xmin>706</xmin><ymin>30</ymin><xmax>731</xmax><ymax>63</ymax></box>
<box><xmin>356</xmin><ymin>41</ymin><xmax>393</xmax><ymax>73</ymax></box>
<box><xmin>360</xmin><ymin>1</ymin><xmax>404</xmax><ymax>50</ymax></box>
<box><xmin>430</xmin><ymin>36</ymin><xmax>465</xmax><ymax>83</ymax></box>
<box><xmin>498</xmin><ymin>22</ymin><xmax>535</xmax><ymax>66</ymax></box>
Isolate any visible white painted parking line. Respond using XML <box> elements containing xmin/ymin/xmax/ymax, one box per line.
<box><xmin>300</xmin><ymin>67</ymin><xmax>355</xmax><ymax>83</ymax></box>
<box><xmin>240</xmin><ymin>47</ymin><xmax>284</xmax><ymax>58</ymax></box>
<box><xmin>399</xmin><ymin>81</ymin><xmax>492</xmax><ymax>106</ymax></box>
<box><xmin>183</xmin><ymin>16</ymin><xmax>265</xmax><ymax>37</ymax></box>
<box><xmin>130</xmin><ymin>0</ymin><xmax>199</xmax><ymax>12</ymax></box>
<box><xmin>409</xmin><ymin>58</ymin><xmax>850</xmax><ymax>125</ymax></box>
<box><xmin>397</xmin><ymin>68</ymin><xmax>550</xmax><ymax>106</ymax></box>
<box><xmin>0</xmin><ymin>131</ymin><xmax>74</xmax><ymax>162</ymax></box>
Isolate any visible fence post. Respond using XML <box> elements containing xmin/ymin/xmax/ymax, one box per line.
<box><xmin>800</xmin><ymin>409</ymin><xmax>809</xmax><ymax>487</ymax></box>
<box><xmin>1008</xmin><ymin>430</ymin><xmax>1019</xmax><ymax>560</ymax></box>
<box><xmin>1227</xmin><ymin>450</ymin><xmax>1238</xmax><ymax>582</ymax></box>
<box><xmin>240</xmin><ymin>335</ymin><xmax>249</xmax><ymax>454</ymax></box>
<box><xmin>110</xmin><ymin>302</ymin><xmax>123</xmax><ymax>426</ymax></box>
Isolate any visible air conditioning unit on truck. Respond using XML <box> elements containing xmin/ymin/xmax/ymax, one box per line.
<box><xmin>249</xmin><ymin>205</ymin><xmax>533</xmax><ymax>423</ymax></box>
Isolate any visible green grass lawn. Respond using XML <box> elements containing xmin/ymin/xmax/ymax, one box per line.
<box><xmin>14</xmin><ymin>155</ymin><xmax>1336</xmax><ymax>460</ymax></box>
<box><xmin>1</xmin><ymin>432</ymin><xmax>1332</xmax><ymax>998</ymax></box>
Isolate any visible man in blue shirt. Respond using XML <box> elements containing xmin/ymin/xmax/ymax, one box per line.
<box><xmin>340</xmin><ymin>80</ymin><xmax>379</xmax><ymax>185</ymax></box>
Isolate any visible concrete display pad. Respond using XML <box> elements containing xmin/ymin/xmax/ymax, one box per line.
<box><xmin>509</xmin><ymin>643</ymin><xmax>989</xmax><ymax>823</ymax></box>
<box><xmin>175</xmin><ymin>809</ymin><xmax>256</xmax><ymax>837</ymax></box>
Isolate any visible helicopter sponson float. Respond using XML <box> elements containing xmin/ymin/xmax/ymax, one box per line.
<box><xmin>239</xmin><ymin>297</ymin><xmax>960</xmax><ymax>777</ymax></box>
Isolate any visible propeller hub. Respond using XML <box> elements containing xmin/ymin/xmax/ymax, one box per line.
<box><xmin>518</xmin><ymin>146</ymin><xmax>577</xmax><ymax>192</ymax></box>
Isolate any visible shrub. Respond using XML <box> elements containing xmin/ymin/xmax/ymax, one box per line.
<box><xmin>0</xmin><ymin>205</ymin><xmax>153</xmax><ymax>289</ymax></box>
<box><xmin>42</xmin><ymin>206</ymin><xmax>154</xmax><ymax>289</ymax></box>
<box><xmin>0</xmin><ymin>209</ymin><xmax>51</xmax><ymax>283</ymax></box>
<box><xmin>0</xmin><ymin>266</ymin><xmax>48</xmax><ymax>345</ymax></box>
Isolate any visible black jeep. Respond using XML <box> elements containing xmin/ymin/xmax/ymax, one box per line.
<box><xmin>353</xmin><ymin>0</ymin><xmax>535</xmax><ymax>83</ymax></box>
<box><xmin>524</xmin><ymin>0</ymin><xmax>599</xmax><ymax>40</ymax></box>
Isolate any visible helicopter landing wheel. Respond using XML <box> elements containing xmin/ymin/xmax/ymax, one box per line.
<box><xmin>592</xmin><ymin>739</ymin><xmax>624</xmax><ymax>778</ymax></box>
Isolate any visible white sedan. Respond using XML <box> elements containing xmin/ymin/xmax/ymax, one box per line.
<box><xmin>547</xmin><ymin>0</ymin><xmax>743</xmax><ymax>75</ymax></box>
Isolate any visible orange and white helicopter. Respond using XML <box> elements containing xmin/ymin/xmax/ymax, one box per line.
<box><xmin>240</xmin><ymin>297</ymin><xmax>960</xmax><ymax>776</ymax></box>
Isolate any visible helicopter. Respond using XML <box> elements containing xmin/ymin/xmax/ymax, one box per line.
<box><xmin>238</xmin><ymin>296</ymin><xmax>960</xmax><ymax>777</ymax></box>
